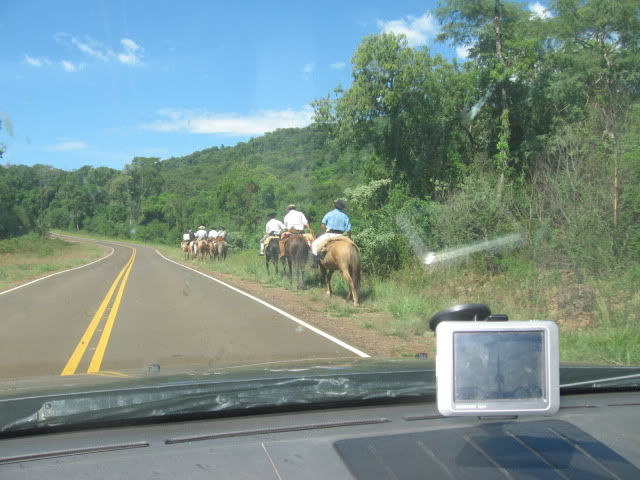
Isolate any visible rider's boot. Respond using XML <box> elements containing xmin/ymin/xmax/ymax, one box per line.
<box><xmin>311</xmin><ymin>254</ymin><xmax>319</xmax><ymax>269</ymax></box>
<box><xmin>259</xmin><ymin>243</ymin><xmax>265</xmax><ymax>256</ymax></box>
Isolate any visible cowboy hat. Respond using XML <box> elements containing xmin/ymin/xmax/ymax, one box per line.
<box><xmin>334</xmin><ymin>199</ymin><xmax>346</xmax><ymax>210</ymax></box>
<box><xmin>287</xmin><ymin>204</ymin><xmax>297</xmax><ymax>210</ymax></box>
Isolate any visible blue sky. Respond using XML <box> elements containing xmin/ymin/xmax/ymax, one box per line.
<box><xmin>0</xmin><ymin>0</ymin><xmax>549</xmax><ymax>170</ymax></box>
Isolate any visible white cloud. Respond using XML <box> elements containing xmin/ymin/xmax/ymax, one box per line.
<box><xmin>24</xmin><ymin>55</ymin><xmax>51</xmax><ymax>67</ymax></box>
<box><xmin>528</xmin><ymin>2</ymin><xmax>552</xmax><ymax>19</ymax></box>
<box><xmin>117</xmin><ymin>38</ymin><xmax>143</xmax><ymax>65</ymax></box>
<box><xmin>303</xmin><ymin>62</ymin><xmax>315</xmax><ymax>74</ymax></box>
<box><xmin>48</xmin><ymin>140</ymin><xmax>88</xmax><ymax>151</ymax></box>
<box><xmin>70</xmin><ymin>36</ymin><xmax>110</xmax><ymax>61</ymax></box>
<box><xmin>377</xmin><ymin>12</ymin><xmax>438</xmax><ymax>47</ymax></box>
<box><xmin>54</xmin><ymin>33</ymin><xmax>144</xmax><ymax>66</ymax></box>
<box><xmin>145</xmin><ymin>106</ymin><xmax>314</xmax><ymax>136</ymax></box>
<box><xmin>61</xmin><ymin>60</ymin><xmax>84</xmax><ymax>72</ymax></box>
<box><xmin>330</xmin><ymin>62</ymin><xmax>346</xmax><ymax>70</ymax></box>
<box><xmin>456</xmin><ymin>45</ymin><xmax>471</xmax><ymax>59</ymax></box>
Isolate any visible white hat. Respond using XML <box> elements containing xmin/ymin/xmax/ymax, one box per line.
<box><xmin>199</xmin><ymin>225</ymin><xmax>205</xmax><ymax>229</ymax></box>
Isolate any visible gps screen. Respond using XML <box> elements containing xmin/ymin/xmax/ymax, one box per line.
<box><xmin>453</xmin><ymin>331</ymin><xmax>546</xmax><ymax>402</ymax></box>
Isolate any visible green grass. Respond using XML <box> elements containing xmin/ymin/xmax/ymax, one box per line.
<box><xmin>0</xmin><ymin>233</ymin><xmax>106</xmax><ymax>290</ymax></box>
<box><xmin>561</xmin><ymin>328</ymin><xmax>640</xmax><ymax>365</ymax></box>
<box><xmin>53</xmin><ymin>229</ymin><xmax>640</xmax><ymax>365</ymax></box>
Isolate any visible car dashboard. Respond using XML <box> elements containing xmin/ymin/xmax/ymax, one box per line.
<box><xmin>1</xmin><ymin>389</ymin><xmax>639</xmax><ymax>479</ymax></box>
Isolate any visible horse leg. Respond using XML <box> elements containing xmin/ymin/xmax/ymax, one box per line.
<box><xmin>319</xmin><ymin>265</ymin><xmax>327</xmax><ymax>296</ymax></box>
<box><xmin>341</xmin><ymin>267</ymin><xmax>358</xmax><ymax>306</ymax></box>
<box><xmin>325</xmin><ymin>270</ymin><xmax>334</xmax><ymax>297</ymax></box>
<box><xmin>298</xmin><ymin>264</ymin><xmax>305</xmax><ymax>290</ymax></box>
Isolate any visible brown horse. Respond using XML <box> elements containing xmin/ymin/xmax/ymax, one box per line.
<box><xmin>196</xmin><ymin>238</ymin><xmax>209</xmax><ymax>263</ymax></box>
<box><xmin>319</xmin><ymin>240</ymin><xmax>361</xmax><ymax>306</ymax></box>
<box><xmin>181</xmin><ymin>241</ymin><xmax>192</xmax><ymax>260</ymax></box>
<box><xmin>265</xmin><ymin>237</ymin><xmax>281</xmax><ymax>274</ymax></box>
<box><xmin>207</xmin><ymin>238</ymin><xmax>217</xmax><ymax>261</ymax></box>
<box><xmin>214</xmin><ymin>239</ymin><xmax>228</xmax><ymax>261</ymax></box>
<box><xmin>285</xmin><ymin>234</ymin><xmax>309</xmax><ymax>289</ymax></box>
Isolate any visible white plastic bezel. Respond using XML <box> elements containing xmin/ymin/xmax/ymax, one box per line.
<box><xmin>436</xmin><ymin>321</ymin><xmax>560</xmax><ymax>417</ymax></box>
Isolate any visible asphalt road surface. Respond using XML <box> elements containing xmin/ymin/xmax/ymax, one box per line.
<box><xmin>0</xmin><ymin>235</ymin><xmax>366</xmax><ymax>380</ymax></box>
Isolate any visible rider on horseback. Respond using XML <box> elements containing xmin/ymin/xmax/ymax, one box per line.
<box><xmin>195</xmin><ymin>226</ymin><xmax>208</xmax><ymax>240</ymax></box>
<box><xmin>208</xmin><ymin>227</ymin><xmax>218</xmax><ymax>239</ymax></box>
<box><xmin>280</xmin><ymin>204</ymin><xmax>315</xmax><ymax>258</ymax></box>
<box><xmin>311</xmin><ymin>199</ymin><xmax>352</xmax><ymax>268</ymax></box>
<box><xmin>259</xmin><ymin>212</ymin><xmax>285</xmax><ymax>256</ymax></box>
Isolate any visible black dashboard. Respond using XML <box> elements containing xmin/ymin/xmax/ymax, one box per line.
<box><xmin>1</xmin><ymin>390</ymin><xmax>639</xmax><ymax>479</ymax></box>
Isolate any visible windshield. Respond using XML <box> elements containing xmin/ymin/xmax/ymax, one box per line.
<box><xmin>1</xmin><ymin>0</ymin><xmax>639</xmax><ymax>428</ymax></box>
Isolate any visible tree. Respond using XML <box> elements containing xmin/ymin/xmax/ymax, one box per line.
<box><xmin>319</xmin><ymin>33</ymin><xmax>470</xmax><ymax>196</ymax></box>
<box><xmin>546</xmin><ymin>0</ymin><xmax>640</xmax><ymax>231</ymax></box>
<box><xmin>436</xmin><ymin>0</ymin><xmax>534</xmax><ymax>188</ymax></box>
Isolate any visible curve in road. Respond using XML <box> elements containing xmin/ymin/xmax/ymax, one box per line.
<box><xmin>0</xmin><ymin>235</ymin><xmax>367</xmax><ymax>380</ymax></box>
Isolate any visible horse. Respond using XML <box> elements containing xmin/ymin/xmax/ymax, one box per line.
<box><xmin>214</xmin><ymin>239</ymin><xmax>228</xmax><ymax>261</ymax></box>
<box><xmin>318</xmin><ymin>239</ymin><xmax>361</xmax><ymax>306</ymax></box>
<box><xmin>265</xmin><ymin>237</ymin><xmax>281</xmax><ymax>274</ymax></box>
<box><xmin>285</xmin><ymin>234</ymin><xmax>309</xmax><ymax>289</ymax></box>
<box><xmin>181</xmin><ymin>240</ymin><xmax>191</xmax><ymax>260</ymax></box>
<box><xmin>196</xmin><ymin>238</ymin><xmax>209</xmax><ymax>263</ymax></box>
<box><xmin>207</xmin><ymin>238</ymin><xmax>217</xmax><ymax>261</ymax></box>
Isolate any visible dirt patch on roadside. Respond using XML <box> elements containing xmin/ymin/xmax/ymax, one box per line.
<box><xmin>180</xmin><ymin>262</ymin><xmax>435</xmax><ymax>358</ymax></box>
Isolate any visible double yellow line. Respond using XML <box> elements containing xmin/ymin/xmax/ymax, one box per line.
<box><xmin>61</xmin><ymin>248</ymin><xmax>136</xmax><ymax>376</ymax></box>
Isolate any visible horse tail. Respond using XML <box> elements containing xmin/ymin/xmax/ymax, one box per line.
<box><xmin>349</xmin><ymin>244</ymin><xmax>361</xmax><ymax>292</ymax></box>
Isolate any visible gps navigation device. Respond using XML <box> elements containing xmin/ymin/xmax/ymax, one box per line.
<box><xmin>436</xmin><ymin>320</ymin><xmax>559</xmax><ymax>417</ymax></box>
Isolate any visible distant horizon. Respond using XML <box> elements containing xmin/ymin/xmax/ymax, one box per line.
<box><xmin>1</xmin><ymin>124</ymin><xmax>310</xmax><ymax>171</ymax></box>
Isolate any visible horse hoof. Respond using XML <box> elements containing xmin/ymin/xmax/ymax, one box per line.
<box><xmin>325</xmin><ymin>291</ymin><xmax>331</xmax><ymax>297</ymax></box>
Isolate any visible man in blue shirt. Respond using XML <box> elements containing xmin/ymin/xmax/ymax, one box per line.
<box><xmin>311</xmin><ymin>199</ymin><xmax>352</xmax><ymax>268</ymax></box>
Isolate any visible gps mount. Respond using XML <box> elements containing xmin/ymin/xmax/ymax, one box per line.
<box><xmin>429</xmin><ymin>303</ymin><xmax>509</xmax><ymax>332</ymax></box>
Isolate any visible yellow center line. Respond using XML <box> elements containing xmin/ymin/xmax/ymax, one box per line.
<box><xmin>60</xmin><ymin>248</ymin><xmax>135</xmax><ymax>376</ymax></box>
<box><xmin>87</xmin><ymin>248</ymin><xmax>136</xmax><ymax>373</ymax></box>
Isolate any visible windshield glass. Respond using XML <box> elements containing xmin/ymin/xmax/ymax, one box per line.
<box><xmin>1</xmin><ymin>0</ymin><xmax>639</xmax><ymax>426</ymax></box>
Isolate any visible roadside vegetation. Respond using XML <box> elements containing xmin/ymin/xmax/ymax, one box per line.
<box><xmin>50</xmin><ymin>228</ymin><xmax>640</xmax><ymax>364</ymax></box>
<box><xmin>5</xmin><ymin>0</ymin><xmax>640</xmax><ymax>364</ymax></box>
<box><xmin>0</xmin><ymin>234</ymin><xmax>105</xmax><ymax>291</ymax></box>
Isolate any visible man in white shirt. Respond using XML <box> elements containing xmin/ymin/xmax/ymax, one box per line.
<box><xmin>208</xmin><ymin>227</ymin><xmax>218</xmax><ymax>239</ymax></box>
<box><xmin>283</xmin><ymin>205</ymin><xmax>310</xmax><ymax>232</ymax></box>
<box><xmin>217</xmin><ymin>227</ymin><xmax>227</xmax><ymax>240</ymax></box>
<box><xmin>195</xmin><ymin>226</ymin><xmax>208</xmax><ymax>239</ymax></box>
<box><xmin>259</xmin><ymin>213</ymin><xmax>285</xmax><ymax>256</ymax></box>
<box><xmin>280</xmin><ymin>204</ymin><xmax>315</xmax><ymax>258</ymax></box>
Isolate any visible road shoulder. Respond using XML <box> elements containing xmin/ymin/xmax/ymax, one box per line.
<box><xmin>156</xmin><ymin>248</ymin><xmax>433</xmax><ymax>358</ymax></box>
<box><xmin>0</xmin><ymin>236</ymin><xmax>112</xmax><ymax>294</ymax></box>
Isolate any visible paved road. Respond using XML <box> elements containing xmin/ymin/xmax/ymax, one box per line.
<box><xmin>0</xmin><ymin>236</ymin><xmax>365</xmax><ymax>379</ymax></box>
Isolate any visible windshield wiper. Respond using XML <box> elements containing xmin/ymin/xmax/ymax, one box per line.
<box><xmin>561</xmin><ymin>372</ymin><xmax>640</xmax><ymax>391</ymax></box>
<box><xmin>0</xmin><ymin>368</ymin><xmax>435</xmax><ymax>434</ymax></box>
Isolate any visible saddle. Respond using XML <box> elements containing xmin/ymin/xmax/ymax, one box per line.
<box><xmin>281</xmin><ymin>230</ymin><xmax>313</xmax><ymax>248</ymax></box>
<box><xmin>317</xmin><ymin>235</ymin><xmax>357</xmax><ymax>256</ymax></box>
<box><xmin>263</xmin><ymin>234</ymin><xmax>280</xmax><ymax>245</ymax></box>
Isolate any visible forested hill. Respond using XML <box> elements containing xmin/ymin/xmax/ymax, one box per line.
<box><xmin>0</xmin><ymin>125</ymin><xmax>365</xmax><ymax>248</ymax></box>
<box><xmin>2</xmin><ymin>0</ymin><xmax>640</xmax><ymax>279</ymax></box>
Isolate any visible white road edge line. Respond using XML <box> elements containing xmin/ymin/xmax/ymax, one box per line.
<box><xmin>0</xmin><ymin>246</ymin><xmax>115</xmax><ymax>297</ymax></box>
<box><xmin>155</xmin><ymin>249</ymin><xmax>370</xmax><ymax>358</ymax></box>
